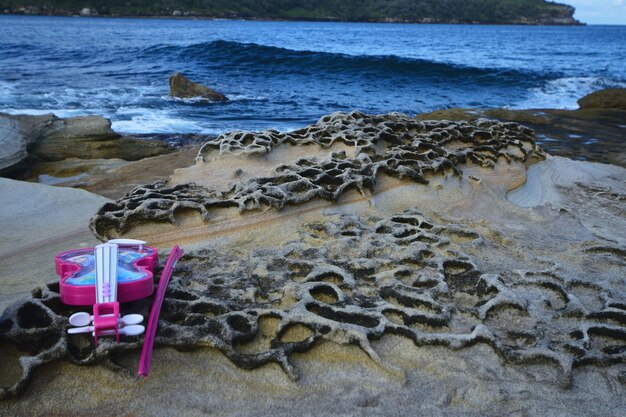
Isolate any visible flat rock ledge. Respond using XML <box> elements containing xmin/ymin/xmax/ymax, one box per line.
<box><xmin>1</xmin><ymin>112</ymin><xmax>625</xmax><ymax>413</ymax></box>
<box><xmin>0</xmin><ymin>112</ymin><xmax>173</xmax><ymax>172</ymax></box>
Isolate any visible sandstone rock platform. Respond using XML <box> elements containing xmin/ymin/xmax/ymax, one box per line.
<box><xmin>1</xmin><ymin>112</ymin><xmax>624</xmax><ymax>415</ymax></box>
<box><xmin>578</xmin><ymin>88</ymin><xmax>626</xmax><ymax>111</ymax></box>
<box><xmin>0</xmin><ymin>178</ymin><xmax>109</xmax><ymax>312</ymax></box>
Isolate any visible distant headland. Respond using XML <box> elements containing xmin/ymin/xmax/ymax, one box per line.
<box><xmin>1</xmin><ymin>0</ymin><xmax>584</xmax><ymax>25</ymax></box>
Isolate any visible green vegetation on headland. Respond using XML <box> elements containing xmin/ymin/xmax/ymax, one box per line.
<box><xmin>1</xmin><ymin>0</ymin><xmax>582</xmax><ymax>25</ymax></box>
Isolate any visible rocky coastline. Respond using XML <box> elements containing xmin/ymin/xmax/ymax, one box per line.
<box><xmin>0</xmin><ymin>89</ymin><xmax>624</xmax><ymax>416</ymax></box>
<box><xmin>416</xmin><ymin>88</ymin><xmax>626</xmax><ymax>168</ymax></box>
<box><xmin>1</xmin><ymin>1</ymin><xmax>583</xmax><ymax>26</ymax></box>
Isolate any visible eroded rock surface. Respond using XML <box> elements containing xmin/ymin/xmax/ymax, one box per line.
<box><xmin>90</xmin><ymin>112</ymin><xmax>543</xmax><ymax>240</ymax></box>
<box><xmin>416</xmin><ymin>103</ymin><xmax>626</xmax><ymax>168</ymax></box>
<box><xmin>2</xmin><ymin>208</ymin><xmax>625</xmax><ymax>401</ymax></box>
<box><xmin>1</xmin><ymin>112</ymin><xmax>625</xmax><ymax>413</ymax></box>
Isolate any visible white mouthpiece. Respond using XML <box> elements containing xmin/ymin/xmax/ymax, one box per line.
<box><xmin>69</xmin><ymin>312</ymin><xmax>143</xmax><ymax>327</ymax></box>
<box><xmin>96</xmin><ymin>325</ymin><xmax>145</xmax><ymax>337</ymax></box>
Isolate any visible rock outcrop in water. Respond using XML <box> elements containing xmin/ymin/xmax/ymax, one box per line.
<box><xmin>1</xmin><ymin>112</ymin><xmax>624</xmax><ymax>415</ymax></box>
<box><xmin>169</xmin><ymin>72</ymin><xmax>228</xmax><ymax>102</ymax></box>
<box><xmin>578</xmin><ymin>88</ymin><xmax>626</xmax><ymax>111</ymax></box>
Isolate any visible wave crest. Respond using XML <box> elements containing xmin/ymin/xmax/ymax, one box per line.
<box><xmin>143</xmin><ymin>40</ymin><xmax>545</xmax><ymax>84</ymax></box>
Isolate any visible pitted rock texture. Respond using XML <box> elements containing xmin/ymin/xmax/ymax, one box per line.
<box><xmin>2</xmin><ymin>210</ymin><xmax>625</xmax><ymax>399</ymax></box>
<box><xmin>90</xmin><ymin>112</ymin><xmax>544</xmax><ymax>240</ymax></box>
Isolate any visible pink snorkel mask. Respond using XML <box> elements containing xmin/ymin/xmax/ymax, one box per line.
<box><xmin>57</xmin><ymin>239</ymin><xmax>183</xmax><ymax>376</ymax></box>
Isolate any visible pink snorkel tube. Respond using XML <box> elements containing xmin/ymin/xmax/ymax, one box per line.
<box><xmin>139</xmin><ymin>245</ymin><xmax>184</xmax><ymax>377</ymax></box>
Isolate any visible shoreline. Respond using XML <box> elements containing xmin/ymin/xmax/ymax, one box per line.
<box><xmin>0</xmin><ymin>12</ymin><xmax>586</xmax><ymax>26</ymax></box>
<box><xmin>2</xmin><ymin>96</ymin><xmax>624</xmax><ymax>181</ymax></box>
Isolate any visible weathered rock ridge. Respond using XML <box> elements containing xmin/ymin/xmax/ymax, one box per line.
<box><xmin>0</xmin><ymin>112</ymin><xmax>51</xmax><ymax>172</ymax></box>
<box><xmin>1</xmin><ymin>112</ymin><xmax>624</xmax><ymax>415</ymax></box>
<box><xmin>90</xmin><ymin>112</ymin><xmax>543</xmax><ymax>240</ymax></box>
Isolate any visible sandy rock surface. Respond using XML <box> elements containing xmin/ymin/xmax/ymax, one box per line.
<box><xmin>1</xmin><ymin>112</ymin><xmax>624</xmax><ymax>415</ymax></box>
<box><xmin>29</xmin><ymin>114</ymin><xmax>173</xmax><ymax>162</ymax></box>
<box><xmin>0</xmin><ymin>178</ymin><xmax>109</xmax><ymax>312</ymax></box>
<box><xmin>28</xmin><ymin>146</ymin><xmax>201</xmax><ymax>200</ymax></box>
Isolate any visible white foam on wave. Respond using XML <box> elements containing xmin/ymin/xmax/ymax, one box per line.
<box><xmin>112</xmin><ymin>107</ymin><xmax>211</xmax><ymax>134</ymax></box>
<box><xmin>0</xmin><ymin>84</ymin><xmax>165</xmax><ymax>112</ymax></box>
<box><xmin>55</xmin><ymin>85</ymin><xmax>164</xmax><ymax>107</ymax></box>
<box><xmin>162</xmin><ymin>96</ymin><xmax>218</xmax><ymax>104</ymax></box>
<box><xmin>513</xmin><ymin>77</ymin><xmax>626</xmax><ymax>110</ymax></box>
<box><xmin>226</xmin><ymin>94</ymin><xmax>268</xmax><ymax>102</ymax></box>
<box><xmin>162</xmin><ymin>93</ymin><xmax>267</xmax><ymax>103</ymax></box>
<box><xmin>0</xmin><ymin>108</ymin><xmax>98</xmax><ymax>118</ymax></box>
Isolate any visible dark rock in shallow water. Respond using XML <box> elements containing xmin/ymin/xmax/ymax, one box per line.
<box><xmin>169</xmin><ymin>72</ymin><xmax>228</xmax><ymax>102</ymax></box>
<box><xmin>578</xmin><ymin>88</ymin><xmax>626</xmax><ymax>110</ymax></box>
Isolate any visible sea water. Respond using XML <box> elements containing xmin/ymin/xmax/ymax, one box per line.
<box><xmin>0</xmin><ymin>15</ymin><xmax>624</xmax><ymax>134</ymax></box>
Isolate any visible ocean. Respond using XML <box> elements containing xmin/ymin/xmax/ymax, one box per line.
<box><xmin>0</xmin><ymin>15</ymin><xmax>625</xmax><ymax>134</ymax></box>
